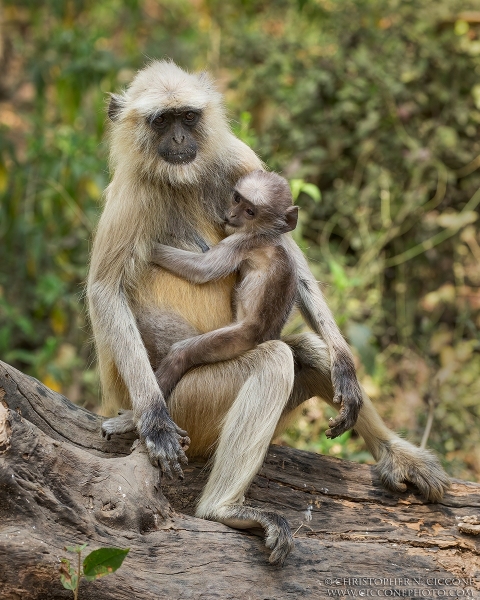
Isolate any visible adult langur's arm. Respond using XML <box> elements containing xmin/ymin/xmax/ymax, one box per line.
<box><xmin>284</xmin><ymin>236</ymin><xmax>363</xmax><ymax>422</ymax></box>
<box><xmin>88</xmin><ymin>193</ymin><xmax>161</xmax><ymax>417</ymax></box>
<box><xmin>87</xmin><ymin>182</ymin><xmax>188</xmax><ymax>478</ymax></box>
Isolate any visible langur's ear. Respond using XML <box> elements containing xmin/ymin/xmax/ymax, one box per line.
<box><xmin>283</xmin><ymin>205</ymin><xmax>299</xmax><ymax>232</ymax></box>
<box><xmin>197</xmin><ymin>71</ymin><xmax>214</xmax><ymax>89</ymax></box>
<box><xmin>107</xmin><ymin>93</ymin><xmax>126</xmax><ymax>121</ymax></box>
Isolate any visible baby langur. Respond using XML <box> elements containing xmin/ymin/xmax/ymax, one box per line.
<box><xmin>150</xmin><ymin>170</ymin><xmax>299</xmax><ymax>398</ymax></box>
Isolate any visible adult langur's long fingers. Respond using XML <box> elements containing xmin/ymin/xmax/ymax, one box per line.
<box><xmin>327</xmin><ymin>423</ymin><xmax>349</xmax><ymax>438</ymax></box>
<box><xmin>326</xmin><ymin>416</ymin><xmax>348</xmax><ymax>438</ymax></box>
<box><xmin>175</xmin><ymin>425</ymin><xmax>189</xmax><ymax>438</ymax></box>
<box><xmin>177</xmin><ymin>447</ymin><xmax>188</xmax><ymax>465</ymax></box>
<box><xmin>332</xmin><ymin>392</ymin><xmax>342</xmax><ymax>404</ymax></box>
<box><xmin>178</xmin><ymin>435</ymin><xmax>190</xmax><ymax>452</ymax></box>
<box><xmin>331</xmin><ymin>410</ymin><xmax>357</xmax><ymax>432</ymax></box>
<box><xmin>171</xmin><ymin>460</ymin><xmax>184</xmax><ymax>480</ymax></box>
<box><xmin>164</xmin><ymin>441</ymin><xmax>184</xmax><ymax>479</ymax></box>
<box><xmin>150</xmin><ymin>444</ymin><xmax>172</xmax><ymax>478</ymax></box>
<box><xmin>160</xmin><ymin>458</ymin><xmax>173</xmax><ymax>480</ymax></box>
<box><xmin>171</xmin><ymin>441</ymin><xmax>188</xmax><ymax>464</ymax></box>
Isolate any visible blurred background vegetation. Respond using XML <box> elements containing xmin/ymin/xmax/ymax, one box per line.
<box><xmin>0</xmin><ymin>0</ymin><xmax>479</xmax><ymax>481</ymax></box>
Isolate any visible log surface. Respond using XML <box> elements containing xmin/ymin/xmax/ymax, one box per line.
<box><xmin>0</xmin><ymin>360</ymin><xmax>479</xmax><ymax>600</ymax></box>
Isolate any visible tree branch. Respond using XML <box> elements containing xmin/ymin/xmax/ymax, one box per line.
<box><xmin>0</xmin><ymin>360</ymin><xmax>479</xmax><ymax>599</ymax></box>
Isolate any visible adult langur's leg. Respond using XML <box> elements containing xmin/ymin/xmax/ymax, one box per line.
<box><xmin>170</xmin><ymin>339</ymin><xmax>296</xmax><ymax>565</ymax></box>
<box><xmin>104</xmin><ymin>329</ymin><xmax>298</xmax><ymax>565</ymax></box>
<box><xmin>282</xmin><ymin>333</ymin><xmax>450</xmax><ymax>502</ymax></box>
<box><xmin>101</xmin><ymin>323</ymin><xmax>448</xmax><ymax>565</ymax></box>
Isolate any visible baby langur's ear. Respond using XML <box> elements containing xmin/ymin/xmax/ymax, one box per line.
<box><xmin>282</xmin><ymin>205</ymin><xmax>299</xmax><ymax>232</ymax></box>
<box><xmin>107</xmin><ymin>93</ymin><xmax>126</xmax><ymax>121</ymax></box>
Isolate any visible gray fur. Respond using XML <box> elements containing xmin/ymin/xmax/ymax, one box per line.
<box><xmin>90</xmin><ymin>62</ymin><xmax>450</xmax><ymax>569</ymax></box>
<box><xmin>150</xmin><ymin>171</ymin><xmax>300</xmax><ymax>401</ymax></box>
<box><xmin>151</xmin><ymin>235</ymin><xmax>244</xmax><ymax>284</ymax></box>
<box><xmin>212</xmin><ymin>504</ymin><xmax>294</xmax><ymax>566</ymax></box>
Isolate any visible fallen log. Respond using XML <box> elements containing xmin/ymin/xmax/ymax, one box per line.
<box><xmin>0</xmin><ymin>359</ymin><xmax>479</xmax><ymax>600</ymax></box>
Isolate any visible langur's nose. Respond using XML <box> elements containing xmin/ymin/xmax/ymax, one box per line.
<box><xmin>172</xmin><ymin>134</ymin><xmax>185</xmax><ymax>144</ymax></box>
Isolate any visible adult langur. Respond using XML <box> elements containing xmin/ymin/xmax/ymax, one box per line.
<box><xmin>87</xmin><ymin>60</ymin><xmax>450</xmax><ymax>565</ymax></box>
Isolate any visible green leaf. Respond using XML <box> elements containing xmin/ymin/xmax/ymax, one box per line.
<box><xmin>289</xmin><ymin>179</ymin><xmax>321</xmax><ymax>203</ymax></box>
<box><xmin>65</xmin><ymin>543</ymin><xmax>88</xmax><ymax>553</ymax></box>
<box><xmin>300</xmin><ymin>183</ymin><xmax>321</xmax><ymax>203</ymax></box>
<box><xmin>59</xmin><ymin>559</ymin><xmax>78</xmax><ymax>591</ymax></box>
<box><xmin>83</xmin><ymin>547</ymin><xmax>130</xmax><ymax>580</ymax></box>
<box><xmin>289</xmin><ymin>179</ymin><xmax>303</xmax><ymax>202</ymax></box>
<box><xmin>60</xmin><ymin>574</ymin><xmax>78</xmax><ymax>591</ymax></box>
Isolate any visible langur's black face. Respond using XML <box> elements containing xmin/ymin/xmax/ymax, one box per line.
<box><xmin>147</xmin><ymin>108</ymin><xmax>202</xmax><ymax>165</ymax></box>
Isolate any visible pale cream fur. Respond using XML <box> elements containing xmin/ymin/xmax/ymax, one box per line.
<box><xmin>236</xmin><ymin>174</ymin><xmax>273</xmax><ymax>206</ymax></box>
<box><xmin>89</xmin><ymin>62</ymin><xmax>449</xmax><ymax>547</ymax></box>
<box><xmin>195</xmin><ymin>341</ymin><xmax>294</xmax><ymax>517</ymax></box>
<box><xmin>88</xmin><ymin>61</ymin><xmax>263</xmax><ymax>418</ymax></box>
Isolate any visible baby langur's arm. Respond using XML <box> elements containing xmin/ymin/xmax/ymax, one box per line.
<box><xmin>151</xmin><ymin>239</ymin><xmax>246</xmax><ymax>284</ymax></box>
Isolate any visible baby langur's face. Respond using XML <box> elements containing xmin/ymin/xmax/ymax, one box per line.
<box><xmin>224</xmin><ymin>185</ymin><xmax>299</xmax><ymax>236</ymax></box>
<box><xmin>224</xmin><ymin>191</ymin><xmax>257</xmax><ymax>231</ymax></box>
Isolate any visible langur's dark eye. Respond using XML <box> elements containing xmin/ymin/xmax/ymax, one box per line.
<box><xmin>184</xmin><ymin>111</ymin><xmax>196</xmax><ymax>121</ymax></box>
<box><xmin>152</xmin><ymin>115</ymin><xmax>166</xmax><ymax>126</ymax></box>
<box><xmin>233</xmin><ymin>193</ymin><xmax>240</xmax><ymax>203</ymax></box>
<box><xmin>246</xmin><ymin>208</ymin><xmax>255</xmax><ymax>216</ymax></box>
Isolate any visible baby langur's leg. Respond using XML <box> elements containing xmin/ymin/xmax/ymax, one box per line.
<box><xmin>283</xmin><ymin>333</ymin><xmax>450</xmax><ymax>502</ymax></box>
<box><xmin>195</xmin><ymin>340</ymin><xmax>296</xmax><ymax>566</ymax></box>
<box><xmin>156</xmin><ymin>323</ymin><xmax>257</xmax><ymax>399</ymax></box>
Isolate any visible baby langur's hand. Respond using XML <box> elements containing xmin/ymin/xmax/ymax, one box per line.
<box><xmin>326</xmin><ymin>357</ymin><xmax>363</xmax><ymax>438</ymax></box>
<box><xmin>139</xmin><ymin>401</ymin><xmax>190</xmax><ymax>479</ymax></box>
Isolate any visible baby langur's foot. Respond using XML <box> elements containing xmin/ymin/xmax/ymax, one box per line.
<box><xmin>206</xmin><ymin>504</ymin><xmax>294</xmax><ymax>566</ymax></box>
<box><xmin>139</xmin><ymin>402</ymin><xmax>190</xmax><ymax>480</ymax></box>
<box><xmin>101</xmin><ymin>409</ymin><xmax>136</xmax><ymax>440</ymax></box>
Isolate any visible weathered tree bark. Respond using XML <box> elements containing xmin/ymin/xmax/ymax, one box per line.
<box><xmin>0</xmin><ymin>359</ymin><xmax>479</xmax><ymax>600</ymax></box>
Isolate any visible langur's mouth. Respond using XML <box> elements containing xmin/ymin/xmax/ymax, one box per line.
<box><xmin>224</xmin><ymin>224</ymin><xmax>238</xmax><ymax>235</ymax></box>
<box><xmin>159</xmin><ymin>151</ymin><xmax>197</xmax><ymax>165</ymax></box>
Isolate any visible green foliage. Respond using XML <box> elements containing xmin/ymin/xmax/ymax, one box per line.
<box><xmin>59</xmin><ymin>544</ymin><xmax>129</xmax><ymax>598</ymax></box>
<box><xmin>59</xmin><ymin>559</ymin><xmax>78</xmax><ymax>591</ymax></box>
<box><xmin>83</xmin><ymin>547</ymin><xmax>130</xmax><ymax>580</ymax></box>
<box><xmin>1</xmin><ymin>0</ymin><xmax>479</xmax><ymax>479</ymax></box>
<box><xmin>65</xmin><ymin>544</ymin><xmax>88</xmax><ymax>553</ymax></box>
<box><xmin>290</xmin><ymin>179</ymin><xmax>321</xmax><ymax>204</ymax></box>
